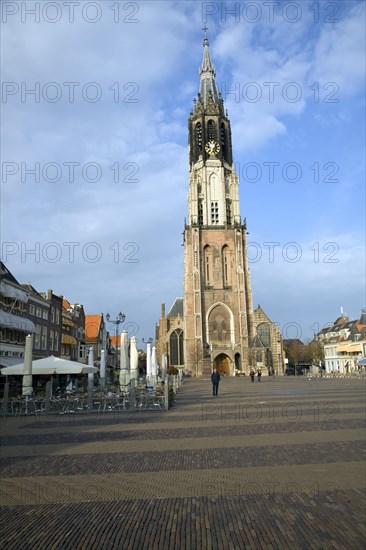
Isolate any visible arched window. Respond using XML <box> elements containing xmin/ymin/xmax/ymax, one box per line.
<box><xmin>257</xmin><ymin>323</ymin><xmax>271</xmax><ymax>348</ymax></box>
<box><xmin>179</xmin><ymin>331</ymin><xmax>184</xmax><ymax>365</ymax></box>
<box><xmin>196</xmin><ymin>123</ymin><xmax>202</xmax><ymax>155</ymax></box>
<box><xmin>226</xmin><ymin>201</ymin><xmax>232</xmax><ymax>225</ymax></box>
<box><xmin>170</xmin><ymin>329</ymin><xmax>184</xmax><ymax>366</ymax></box>
<box><xmin>204</xmin><ymin>245</ymin><xmax>212</xmax><ymax>286</ymax></box>
<box><xmin>208</xmin><ymin>304</ymin><xmax>231</xmax><ymax>344</ymax></box>
<box><xmin>207</xmin><ymin>120</ymin><xmax>216</xmax><ymax>141</ymax></box>
<box><xmin>198</xmin><ymin>200</ymin><xmax>203</xmax><ymax>226</ymax></box>
<box><xmin>170</xmin><ymin>331</ymin><xmax>178</xmax><ymax>365</ymax></box>
<box><xmin>222</xmin><ymin>245</ymin><xmax>230</xmax><ymax>286</ymax></box>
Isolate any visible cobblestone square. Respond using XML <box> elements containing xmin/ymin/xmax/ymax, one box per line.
<box><xmin>1</xmin><ymin>377</ymin><xmax>365</xmax><ymax>549</ymax></box>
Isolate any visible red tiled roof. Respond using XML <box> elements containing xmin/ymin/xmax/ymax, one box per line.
<box><xmin>110</xmin><ymin>335</ymin><xmax>119</xmax><ymax>347</ymax></box>
<box><xmin>85</xmin><ymin>314</ymin><xmax>102</xmax><ymax>342</ymax></box>
<box><xmin>63</xmin><ymin>298</ymin><xmax>72</xmax><ymax>310</ymax></box>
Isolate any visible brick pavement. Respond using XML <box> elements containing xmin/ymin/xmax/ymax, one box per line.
<box><xmin>0</xmin><ymin>377</ymin><xmax>365</xmax><ymax>549</ymax></box>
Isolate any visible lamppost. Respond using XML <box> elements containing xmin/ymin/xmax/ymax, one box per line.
<box><xmin>106</xmin><ymin>312</ymin><xmax>125</xmax><ymax>369</ymax></box>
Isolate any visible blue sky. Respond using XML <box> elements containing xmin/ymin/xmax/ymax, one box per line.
<box><xmin>1</xmin><ymin>0</ymin><xmax>365</xmax><ymax>344</ymax></box>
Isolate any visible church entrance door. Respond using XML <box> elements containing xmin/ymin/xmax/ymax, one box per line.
<box><xmin>214</xmin><ymin>354</ymin><xmax>231</xmax><ymax>376</ymax></box>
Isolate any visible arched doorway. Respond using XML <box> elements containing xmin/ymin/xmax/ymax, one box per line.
<box><xmin>214</xmin><ymin>353</ymin><xmax>231</xmax><ymax>376</ymax></box>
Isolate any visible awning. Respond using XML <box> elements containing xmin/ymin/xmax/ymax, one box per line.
<box><xmin>0</xmin><ymin>282</ymin><xmax>29</xmax><ymax>303</ymax></box>
<box><xmin>62</xmin><ymin>334</ymin><xmax>77</xmax><ymax>345</ymax></box>
<box><xmin>337</xmin><ymin>343</ymin><xmax>363</xmax><ymax>353</ymax></box>
<box><xmin>0</xmin><ymin>310</ymin><xmax>35</xmax><ymax>333</ymax></box>
<box><xmin>346</xmin><ymin>343</ymin><xmax>363</xmax><ymax>353</ymax></box>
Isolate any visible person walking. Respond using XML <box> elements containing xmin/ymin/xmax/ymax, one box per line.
<box><xmin>250</xmin><ymin>369</ymin><xmax>255</xmax><ymax>383</ymax></box>
<box><xmin>257</xmin><ymin>369</ymin><xmax>262</xmax><ymax>382</ymax></box>
<box><xmin>211</xmin><ymin>368</ymin><xmax>220</xmax><ymax>396</ymax></box>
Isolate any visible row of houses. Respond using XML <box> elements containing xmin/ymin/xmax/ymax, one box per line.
<box><xmin>316</xmin><ymin>312</ymin><xmax>366</xmax><ymax>373</ymax></box>
<box><xmin>0</xmin><ymin>262</ymin><xmax>109</xmax><ymax>369</ymax></box>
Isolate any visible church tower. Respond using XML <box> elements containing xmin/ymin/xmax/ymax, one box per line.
<box><xmin>183</xmin><ymin>34</ymin><xmax>255</xmax><ymax>376</ymax></box>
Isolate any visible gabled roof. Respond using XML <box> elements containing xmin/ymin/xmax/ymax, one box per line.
<box><xmin>254</xmin><ymin>304</ymin><xmax>273</xmax><ymax>324</ymax></box>
<box><xmin>21</xmin><ymin>283</ymin><xmax>42</xmax><ymax>297</ymax></box>
<box><xmin>315</xmin><ymin>311</ymin><xmax>366</xmax><ymax>343</ymax></box>
<box><xmin>85</xmin><ymin>314</ymin><xmax>103</xmax><ymax>342</ymax></box>
<box><xmin>63</xmin><ymin>298</ymin><xmax>72</xmax><ymax>311</ymax></box>
<box><xmin>168</xmin><ymin>298</ymin><xmax>183</xmax><ymax>318</ymax></box>
<box><xmin>0</xmin><ymin>262</ymin><xmax>21</xmax><ymax>285</ymax></box>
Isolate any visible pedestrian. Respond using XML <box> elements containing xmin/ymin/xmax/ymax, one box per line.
<box><xmin>250</xmin><ymin>369</ymin><xmax>255</xmax><ymax>382</ymax></box>
<box><xmin>211</xmin><ymin>368</ymin><xmax>220</xmax><ymax>396</ymax></box>
<box><xmin>257</xmin><ymin>369</ymin><xmax>262</xmax><ymax>382</ymax></box>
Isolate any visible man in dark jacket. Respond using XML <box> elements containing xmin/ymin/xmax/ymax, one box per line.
<box><xmin>211</xmin><ymin>368</ymin><xmax>220</xmax><ymax>396</ymax></box>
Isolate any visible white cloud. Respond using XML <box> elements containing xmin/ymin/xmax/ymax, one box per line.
<box><xmin>250</xmin><ymin>231</ymin><xmax>365</xmax><ymax>339</ymax></box>
<box><xmin>311</xmin><ymin>3</ymin><xmax>366</xmax><ymax>95</ymax></box>
<box><xmin>1</xmin><ymin>1</ymin><xmax>364</xmax><ymax>343</ymax></box>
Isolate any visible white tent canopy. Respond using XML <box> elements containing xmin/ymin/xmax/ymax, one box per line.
<box><xmin>0</xmin><ymin>355</ymin><xmax>98</xmax><ymax>376</ymax></box>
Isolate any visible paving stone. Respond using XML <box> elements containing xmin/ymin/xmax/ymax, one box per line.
<box><xmin>0</xmin><ymin>377</ymin><xmax>365</xmax><ymax>549</ymax></box>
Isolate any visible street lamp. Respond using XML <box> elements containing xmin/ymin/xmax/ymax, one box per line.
<box><xmin>106</xmin><ymin>312</ymin><xmax>126</xmax><ymax>369</ymax></box>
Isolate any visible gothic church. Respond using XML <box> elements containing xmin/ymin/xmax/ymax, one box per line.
<box><xmin>156</xmin><ymin>35</ymin><xmax>284</xmax><ymax>376</ymax></box>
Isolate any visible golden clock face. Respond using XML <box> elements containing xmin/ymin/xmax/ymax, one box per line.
<box><xmin>205</xmin><ymin>140</ymin><xmax>220</xmax><ymax>156</ymax></box>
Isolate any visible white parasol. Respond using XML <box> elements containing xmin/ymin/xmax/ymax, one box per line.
<box><xmin>119</xmin><ymin>331</ymin><xmax>129</xmax><ymax>391</ymax></box>
<box><xmin>22</xmin><ymin>334</ymin><xmax>33</xmax><ymax>397</ymax></box>
<box><xmin>130</xmin><ymin>336</ymin><xmax>139</xmax><ymax>381</ymax></box>
<box><xmin>146</xmin><ymin>342</ymin><xmax>152</xmax><ymax>385</ymax></box>
<box><xmin>88</xmin><ymin>346</ymin><xmax>95</xmax><ymax>389</ymax></box>
<box><xmin>99</xmin><ymin>349</ymin><xmax>106</xmax><ymax>387</ymax></box>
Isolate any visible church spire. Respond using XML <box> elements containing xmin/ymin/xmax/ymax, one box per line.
<box><xmin>199</xmin><ymin>28</ymin><xmax>219</xmax><ymax>105</ymax></box>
